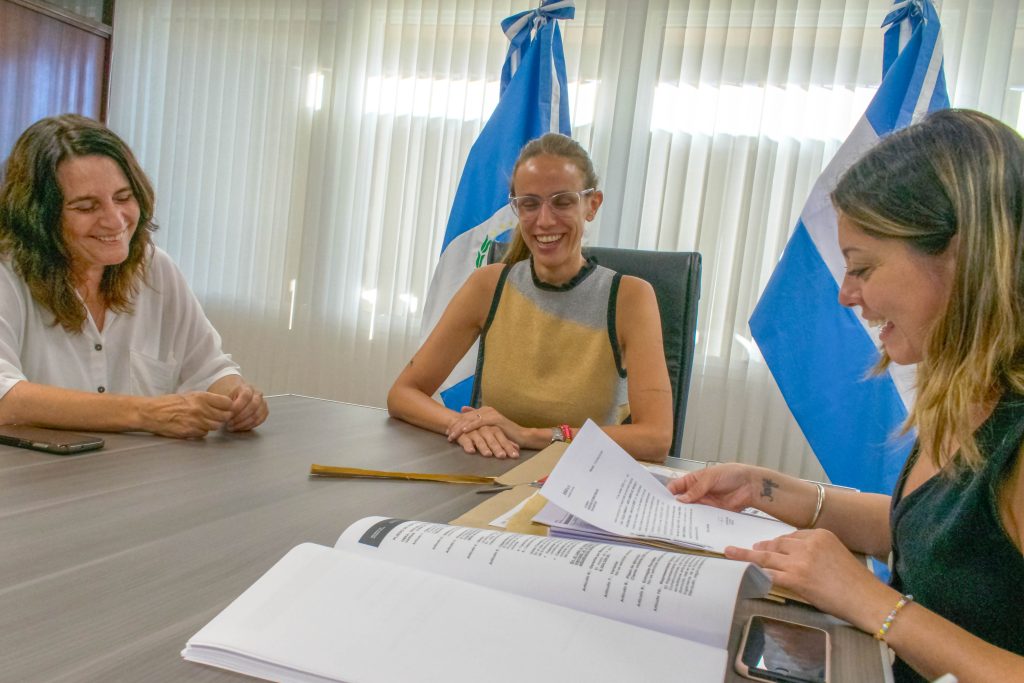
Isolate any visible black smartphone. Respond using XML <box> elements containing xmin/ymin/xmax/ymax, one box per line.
<box><xmin>0</xmin><ymin>425</ymin><xmax>105</xmax><ymax>455</ymax></box>
<box><xmin>735</xmin><ymin>615</ymin><xmax>830</xmax><ymax>683</ymax></box>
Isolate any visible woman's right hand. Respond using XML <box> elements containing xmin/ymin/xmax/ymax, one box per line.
<box><xmin>447</xmin><ymin>407</ymin><xmax>522</xmax><ymax>459</ymax></box>
<box><xmin>141</xmin><ymin>392</ymin><xmax>234</xmax><ymax>438</ymax></box>
<box><xmin>452</xmin><ymin>424</ymin><xmax>521</xmax><ymax>459</ymax></box>
<box><xmin>666</xmin><ymin>463</ymin><xmax>759</xmax><ymax>511</ymax></box>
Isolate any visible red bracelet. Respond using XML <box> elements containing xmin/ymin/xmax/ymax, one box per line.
<box><xmin>559</xmin><ymin>424</ymin><xmax>573</xmax><ymax>443</ymax></box>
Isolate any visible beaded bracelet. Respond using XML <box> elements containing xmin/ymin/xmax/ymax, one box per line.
<box><xmin>559</xmin><ymin>424</ymin><xmax>573</xmax><ymax>443</ymax></box>
<box><xmin>875</xmin><ymin>594</ymin><xmax>914</xmax><ymax>641</ymax></box>
<box><xmin>807</xmin><ymin>482</ymin><xmax>826</xmax><ymax>528</ymax></box>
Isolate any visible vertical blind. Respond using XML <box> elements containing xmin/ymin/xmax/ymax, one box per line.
<box><xmin>108</xmin><ymin>0</ymin><xmax>1024</xmax><ymax>479</ymax></box>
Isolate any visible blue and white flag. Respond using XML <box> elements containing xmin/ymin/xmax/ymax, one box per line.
<box><xmin>420</xmin><ymin>1</ymin><xmax>574</xmax><ymax>410</ymax></box>
<box><xmin>749</xmin><ymin>0</ymin><xmax>948</xmax><ymax>494</ymax></box>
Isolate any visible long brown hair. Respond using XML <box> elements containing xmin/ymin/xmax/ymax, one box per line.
<box><xmin>0</xmin><ymin>114</ymin><xmax>157</xmax><ymax>332</ymax></box>
<box><xmin>503</xmin><ymin>133</ymin><xmax>600</xmax><ymax>264</ymax></box>
<box><xmin>832</xmin><ymin>109</ymin><xmax>1024</xmax><ymax>470</ymax></box>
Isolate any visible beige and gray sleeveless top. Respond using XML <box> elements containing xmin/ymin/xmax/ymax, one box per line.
<box><xmin>471</xmin><ymin>258</ymin><xmax>629</xmax><ymax>427</ymax></box>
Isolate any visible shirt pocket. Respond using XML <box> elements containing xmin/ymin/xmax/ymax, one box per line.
<box><xmin>129</xmin><ymin>350</ymin><xmax>179</xmax><ymax>396</ymax></box>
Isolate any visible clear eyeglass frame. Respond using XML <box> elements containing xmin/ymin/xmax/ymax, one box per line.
<box><xmin>508</xmin><ymin>188</ymin><xmax>596</xmax><ymax>217</ymax></box>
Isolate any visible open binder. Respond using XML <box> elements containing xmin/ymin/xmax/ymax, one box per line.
<box><xmin>183</xmin><ymin>516</ymin><xmax>770</xmax><ymax>683</ymax></box>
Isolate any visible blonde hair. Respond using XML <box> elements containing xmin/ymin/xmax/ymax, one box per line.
<box><xmin>503</xmin><ymin>133</ymin><xmax>599</xmax><ymax>264</ymax></box>
<box><xmin>832</xmin><ymin>109</ymin><xmax>1024</xmax><ymax>470</ymax></box>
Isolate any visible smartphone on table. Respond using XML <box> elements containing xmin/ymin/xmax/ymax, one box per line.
<box><xmin>735</xmin><ymin>615</ymin><xmax>830</xmax><ymax>683</ymax></box>
<box><xmin>0</xmin><ymin>425</ymin><xmax>105</xmax><ymax>455</ymax></box>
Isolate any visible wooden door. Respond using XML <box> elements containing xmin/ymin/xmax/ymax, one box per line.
<box><xmin>0</xmin><ymin>0</ymin><xmax>112</xmax><ymax>160</ymax></box>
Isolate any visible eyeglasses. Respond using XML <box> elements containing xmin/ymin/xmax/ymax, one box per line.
<box><xmin>508</xmin><ymin>188</ymin><xmax>595</xmax><ymax>217</ymax></box>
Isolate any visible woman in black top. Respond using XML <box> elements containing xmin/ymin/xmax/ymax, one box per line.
<box><xmin>668</xmin><ymin>109</ymin><xmax>1024</xmax><ymax>682</ymax></box>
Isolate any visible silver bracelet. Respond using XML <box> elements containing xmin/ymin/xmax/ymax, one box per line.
<box><xmin>808</xmin><ymin>482</ymin><xmax>826</xmax><ymax>528</ymax></box>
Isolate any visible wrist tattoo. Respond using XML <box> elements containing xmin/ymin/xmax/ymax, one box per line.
<box><xmin>760</xmin><ymin>478</ymin><xmax>779</xmax><ymax>502</ymax></box>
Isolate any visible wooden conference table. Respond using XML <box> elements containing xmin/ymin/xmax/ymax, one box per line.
<box><xmin>0</xmin><ymin>395</ymin><xmax>890</xmax><ymax>682</ymax></box>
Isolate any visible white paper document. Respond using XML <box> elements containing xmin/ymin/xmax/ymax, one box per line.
<box><xmin>338</xmin><ymin>516</ymin><xmax>767</xmax><ymax>648</ymax></box>
<box><xmin>183</xmin><ymin>516</ymin><xmax>771</xmax><ymax>683</ymax></box>
<box><xmin>487</xmin><ymin>493</ymin><xmax>534</xmax><ymax>528</ymax></box>
<box><xmin>539</xmin><ymin>420</ymin><xmax>795</xmax><ymax>553</ymax></box>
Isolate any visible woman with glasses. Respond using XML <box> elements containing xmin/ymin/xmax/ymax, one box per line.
<box><xmin>388</xmin><ymin>133</ymin><xmax>672</xmax><ymax>462</ymax></box>
<box><xmin>0</xmin><ymin>114</ymin><xmax>268</xmax><ymax>438</ymax></box>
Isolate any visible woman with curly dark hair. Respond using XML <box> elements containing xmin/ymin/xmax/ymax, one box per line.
<box><xmin>0</xmin><ymin>114</ymin><xmax>268</xmax><ymax>437</ymax></box>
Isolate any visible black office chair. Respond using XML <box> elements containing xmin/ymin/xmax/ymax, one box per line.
<box><xmin>487</xmin><ymin>242</ymin><xmax>701</xmax><ymax>459</ymax></box>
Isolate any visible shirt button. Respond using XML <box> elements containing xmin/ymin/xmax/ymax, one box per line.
<box><xmin>94</xmin><ymin>343</ymin><xmax>103</xmax><ymax>351</ymax></box>
<box><xmin>97</xmin><ymin>386</ymin><xmax>106</xmax><ymax>393</ymax></box>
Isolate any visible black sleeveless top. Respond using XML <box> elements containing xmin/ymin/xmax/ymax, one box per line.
<box><xmin>889</xmin><ymin>392</ymin><xmax>1024</xmax><ymax>682</ymax></box>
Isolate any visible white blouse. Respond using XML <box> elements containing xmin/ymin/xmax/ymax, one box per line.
<box><xmin>0</xmin><ymin>246</ymin><xmax>239</xmax><ymax>399</ymax></box>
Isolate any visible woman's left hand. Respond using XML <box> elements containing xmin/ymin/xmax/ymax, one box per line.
<box><xmin>724</xmin><ymin>528</ymin><xmax>882</xmax><ymax>621</ymax></box>
<box><xmin>225</xmin><ymin>380</ymin><xmax>269</xmax><ymax>432</ymax></box>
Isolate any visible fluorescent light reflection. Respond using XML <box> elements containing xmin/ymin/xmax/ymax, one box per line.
<box><xmin>363</xmin><ymin>77</ymin><xmax>597</xmax><ymax>126</ymax></box>
<box><xmin>306</xmin><ymin>72</ymin><xmax>325</xmax><ymax>111</ymax></box>
<box><xmin>652</xmin><ymin>83</ymin><xmax>878</xmax><ymax>141</ymax></box>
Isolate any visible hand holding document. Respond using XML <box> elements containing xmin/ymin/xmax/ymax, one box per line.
<box><xmin>183</xmin><ymin>424</ymin><xmax>789</xmax><ymax>683</ymax></box>
<box><xmin>537</xmin><ymin>420</ymin><xmax>795</xmax><ymax>554</ymax></box>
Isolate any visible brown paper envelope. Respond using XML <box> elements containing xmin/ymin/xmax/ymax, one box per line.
<box><xmin>449</xmin><ymin>486</ymin><xmax>538</xmax><ymax>530</ymax></box>
<box><xmin>495</xmin><ymin>442</ymin><xmax>567</xmax><ymax>486</ymax></box>
<box><xmin>504</xmin><ymin>491</ymin><xmax>549</xmax><ymax>535</ymax></box>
